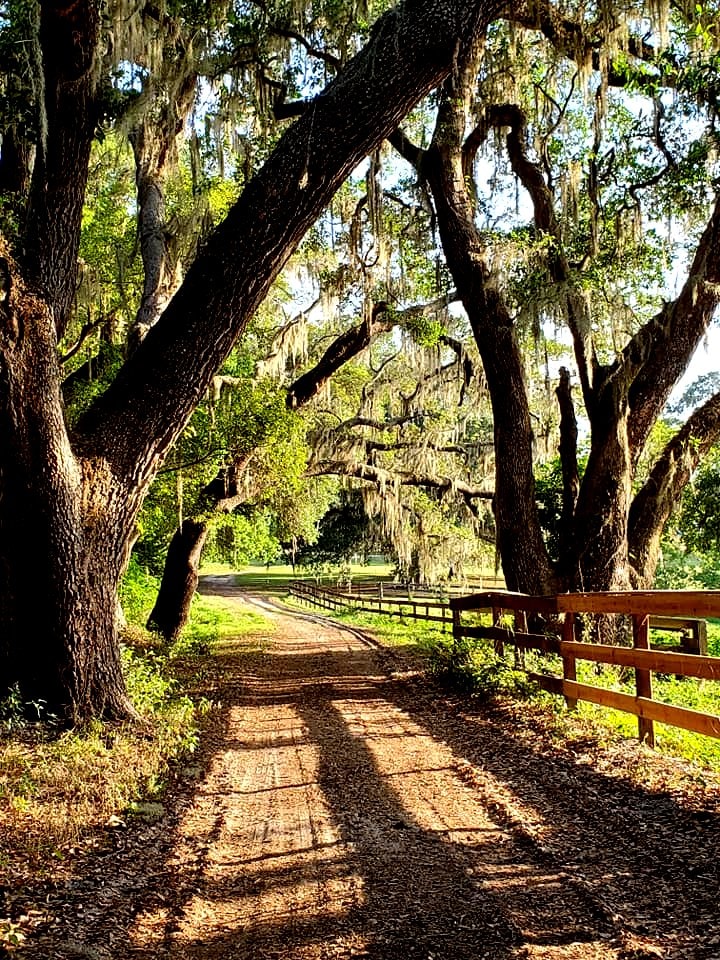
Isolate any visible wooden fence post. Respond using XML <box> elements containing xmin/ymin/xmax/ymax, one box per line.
<box><xmin>561</xmin><ymin>612</ymin><xmax>577</xmax><ymax>710</ymax></box>
<box><xmin>685</xmin><ymin>619</ymin><xmax>708</xmax><ymax>656</ymax></box>
<box><xmin>491</xmin><ymin>605</ymin><xmax>504</xmax><ymax>657</ymax></box>
<box><xmin>513</xmin><ymin>610</ymin><xmax>528</xmax><ymax>668</ymax></box>
<box><xmin>452</xmin><ymin>605</ymin><xmax>461</xmax><ymax>649</ymax></box>
<box><xmin>633</xmin><ymin>613</ymin><xmax>655</xmax><ymax>747</ymax></box>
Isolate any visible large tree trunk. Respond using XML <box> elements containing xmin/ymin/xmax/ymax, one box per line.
<box><xmin>147</xmin><ymin>520</ymin><xmax>208</xmax><ymax>642</ymax></box>
<box><xmin>566</xmin><ymin>372</ymin><xmax>634</xmax><ymax>591</ymax></box>
<box><xmin>0</xmin><ymin>277</ymin><xmax>134</xmax><ymax>721</ymax></box>
<box><xmin>410</xmin><ymin>39</ymin><xmax>556</xmax><ymax>595</ymax></box>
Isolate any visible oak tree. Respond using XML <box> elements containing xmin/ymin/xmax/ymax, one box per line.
<box><xmin>0</xmin><ymin>0</ymin><xmax>502</xmax><ymax>721</ymax></box>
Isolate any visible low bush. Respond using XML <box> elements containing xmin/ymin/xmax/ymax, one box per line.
<box><xmin>426</xmin><ymin>634</ymin><xmax>539</xmax><ymax>702</ymax></box>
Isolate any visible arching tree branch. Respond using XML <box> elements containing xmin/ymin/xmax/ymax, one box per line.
<box><xmin>629</xmin><ymin>389</ymin><xmax>720</xmax><ymax>584</ymax></box>
<box><xmin>306</xmin><ymin>459</ymin><xmax>495</xmax><ymax>501</ymax></box>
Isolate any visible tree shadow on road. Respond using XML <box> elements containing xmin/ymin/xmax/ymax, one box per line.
<box><xmin>16</xmin><ymin>605</ymin><xmax>720</xmax><ymax>960</ymax></box>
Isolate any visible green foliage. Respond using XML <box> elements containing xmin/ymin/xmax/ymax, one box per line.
<box><xmin>121</xmin><ymin>644</ymin><xmax>199</xmax><ymax>755</ymax></box>
<box><xmin>534</xmin><ymin>455</ymin><xmax>588</xmax><ymax>563</ymax></box>
<box><xmin>427</xmin><ymin>635</ymin><xmax>539</xmax><ymax>702</ymax></box>
<box><xmin>133</xmin><ymin>366</ymin><xmax>312</xmax><ymax>573</ymax></box>
<box><xmin>401</xmin><ymin>308</ymin><xmax>446</xmax><ymax>347</ymax></box>
<box><xmin>62</xmin><ymin>342</ymin><xmax>125</xmax><ymax>426</ymax></box>
<box><xmin>77</xmin><ymin>135</ymin><xmax>141</xmax><ymax>325</ymax></box>
<box><xmin>205</xmin><ymin>508</ymin><xmax>281</xmax><ymax>567</ymax></box>
<box><xmin>655</xmin><ymin>533</ymin><xmax>720</xmax><ymax>590</ymax></box>
<box><xmin>654</xmin><ymin>444</ymin><xmax>720</xmax><ymax>587</ymax></box>
<box><xmin>0</xmin><ymin>684</ymin><xmax>27</xmax><ymax>731</ymax></box>
<box><xmin>119</xmin><ymin>556</ymin><xmax>163</xmax><ymax>623</ymax></box>
<box><xmin>534</xmin><ymin>458</ymin><xmax>564</xmax><ymax>562</ymax></box>
<box><xmin>296</xmin><ymin>489</ymin><xmax>377</xmax><ymax>567</ymax></box>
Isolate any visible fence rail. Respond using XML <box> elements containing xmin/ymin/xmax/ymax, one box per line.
<box><xmin>289</xmin><ymin>580</ymin><xmax>453</xmax><ymax>627</ymax></box>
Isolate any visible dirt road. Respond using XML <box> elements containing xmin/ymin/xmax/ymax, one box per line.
<box><xmin>22</xmin><ymin>580</ymin><xmax>720</xmax><ymax>960</ymax></box>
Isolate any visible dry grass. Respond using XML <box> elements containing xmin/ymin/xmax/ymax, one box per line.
<box><xmin>1</xmin><ymin>721</ymin><xmax>169</xmax><ymax>874</ymax></box>
<box><xmin>0</xmin><ymin>626</ymin><xmax>202</xmax><ymax>893</ymax></box>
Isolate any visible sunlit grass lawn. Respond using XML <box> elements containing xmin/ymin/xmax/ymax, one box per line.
<box><xmin>199</xmin><ymin>561</ymin><xmax>396</xmax><ymax>598</ymax></box>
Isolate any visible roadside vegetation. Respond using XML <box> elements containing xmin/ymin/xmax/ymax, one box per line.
<box><xmin>0</xmin><ymin>560</ymin><xmax>270</xmax><ymax>949</ymax></box>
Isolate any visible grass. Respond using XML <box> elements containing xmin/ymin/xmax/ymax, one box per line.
<box><xmin>201</xmin><ymin>561</ymin><xmax>396</xmax><ymax>598</ymax></box>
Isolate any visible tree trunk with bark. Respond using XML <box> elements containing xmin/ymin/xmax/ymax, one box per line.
<box><xmin>396</xmin><ymin>37</ymin><xmax>557</xmax><ymax>595</ymax></box>
<box><xmin>0</xmin><ymin>273</ymin><xmax>134</xmax><ymax>721</ymax></box>
<box><xmin>147</xmin><ymin>520</ymin><xmax>208</xmax><ymax>642</ymax></box>
<box><xmin>565</xmin><ymin>371</ymin><xmax>634</xmax><ymax>591</ymax></box>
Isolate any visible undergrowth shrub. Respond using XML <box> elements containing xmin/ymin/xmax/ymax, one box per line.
<box><xmin>427</xmin><ymin>635</ymin><xmax>539</xmax><ymax>702</ymax></box>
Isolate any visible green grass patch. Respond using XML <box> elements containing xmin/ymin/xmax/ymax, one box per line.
<box><xmin>206</xmin><ymin>562</ymin><xmax>396</xmax><ymax>595</ymax></box>
<box><xmin>191</xmin><ymin>591</ymin><xmax>269</xmax><ymax>641</ymax></box>
<box><xmin>330</xmin><ymin>605</ymin><xmax>445</xmax><ymax>647</ymax></box>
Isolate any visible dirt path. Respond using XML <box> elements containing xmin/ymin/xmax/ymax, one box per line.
<box><xmin>20</xmin><ymin>580</ymin><xmax>720</xmax><ymax>960</ymax></box>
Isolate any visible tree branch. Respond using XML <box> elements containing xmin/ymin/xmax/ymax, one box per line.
<box><xmin>628</xmin><ymin>389</ymin><xmax>720</xmax><ymax>584</ymax></box>
<box><xmin>286</xmin><ymin>292</ymin><xmax>458</xmax><ymax>408</ymax></box>
<box><xmin>77</xmin><ymin>0</ymin><xmax>503</xmax><ymax>480</ymax></box>
<box><xmin>287</xmin><ymin>301</ymin><xmax>394</xmax><ymax>408</ymax></box>
<box><xmin>306</xmin><ymin>459</ymin><xmax>495</xmax><ymax>500</ymax></box>
<box><xmin>23</xmin><ymin>0</ymin><xmax>101</xmax><ymax>338</ymax></box>
<box><xmin>271</xmin><ymin>25</ymin><xmax>342</xmax><ymax>69</ymax></box>
<box><xmin>487</xmin><ymin>102</ymin><xmax>596</xmax><ymax>402</ymax></box>
<box><xmin>625</xmin><ymin>191</ymin><xmax>720</xmax><ymax>459</ymax></box>
<box><xmin>60</xmin><ymin>314</ymin><xmax>109</xmax><ymax>365</ymax></box>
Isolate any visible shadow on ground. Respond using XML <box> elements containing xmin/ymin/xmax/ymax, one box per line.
<box><xmin>16</xmin><ymin>579</ymin><xmax>720</xmax><ymax>960</ymax></box>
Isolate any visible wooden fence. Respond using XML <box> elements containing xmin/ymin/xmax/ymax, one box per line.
<box><xmin>451</xmin><ymin>590</ymin><xmax>720</xmax><ymax>746</ymax></box>
<box><xmin>290</xmin><ymin>579</ymin><xmax>720</xmax><ymax>746</ymax></box>
<box><xmin>289</xmin><ymin>579</ymin><xmax>453</xmax><ymax>627</ymax></box>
